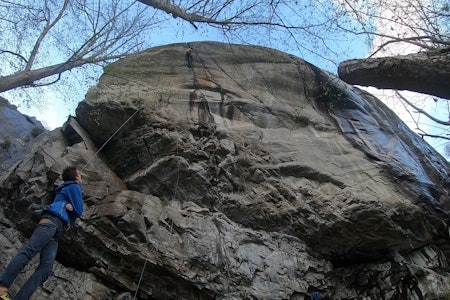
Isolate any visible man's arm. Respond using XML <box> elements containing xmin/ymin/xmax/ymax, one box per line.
<box><xmin>65</xmin><ymin>184</ymin><xmax>84</xmax><ymax>218</ymax></box>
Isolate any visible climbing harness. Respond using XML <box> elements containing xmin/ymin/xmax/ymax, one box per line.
<box><xmin>81</xmin><ymin>108</ymin><xmax>141</xmax><ymax>171</ymax></box>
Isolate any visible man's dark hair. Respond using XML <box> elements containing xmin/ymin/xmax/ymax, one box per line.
<box><xmin>62</xmin><ymin>166</ymin><xmax>78</xmax><ymax>181</ymax></box>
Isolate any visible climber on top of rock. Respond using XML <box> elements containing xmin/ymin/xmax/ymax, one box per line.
<box><xmin>186</xmin><ymin>45</ymin><xmax>193</xmax><ymax>68</ymax></box>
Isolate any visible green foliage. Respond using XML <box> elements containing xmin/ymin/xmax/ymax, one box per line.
<box><xmin>1</xmin><ymin>139</ymin><xmax>11</xmax><ymax>150</ymax></box>
<box><xmin>31</xmin><ymin>127</ymin><xmax>44</xmax><ymax>137</ymax></box>
<box><xmin>90</xmin><ymin>109</ymin><xmax>102</xmax><ymax>126</ymax></box>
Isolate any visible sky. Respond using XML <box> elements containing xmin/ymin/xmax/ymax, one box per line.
<box><xmin>355</xmin><ymin>0</ymin><xmax>449</xmax><ymax>157</ymax></box>
<box><xmin>1</xmin><ymin>0</ymin><xmax>448</xmax><ymax>159</ymax></box>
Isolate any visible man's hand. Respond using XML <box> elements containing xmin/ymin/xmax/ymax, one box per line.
<box><xmin>66</xmin><ymin>203</ymin><xmax>74</xmax><ymax>212</ymax></box>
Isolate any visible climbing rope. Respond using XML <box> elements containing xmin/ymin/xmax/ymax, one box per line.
<box><xmin>81</xmin><ymin>108</ymin><xmax>141</xmax><ymax>171</ymax></box>
<box><xmin>128</xmin><ymin>42</ymin><xmax>312</xmax><ymax>299</ymax></box>
<box><xmin>131</xmin><ymin>43</ymin><xmax>244</xmax><ymax>297</ymax></box>
<box><xmin>133</xmin><ymin>259</ymin><xmax>147</xmax><ymax>300</ymax></box>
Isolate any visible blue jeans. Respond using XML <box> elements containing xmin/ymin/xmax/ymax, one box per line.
<box><xmin>0</xmin><ymin>214</ymin><xmax>65</xmax><ymax>300</ymax></box>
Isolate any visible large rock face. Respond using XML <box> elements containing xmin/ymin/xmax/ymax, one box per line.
<box><xmin>0</xmin><ymin>97</ymin><xmax>45</xmax><ymax>180</ymax></box>
<box><xmin>1</xmin><ymin>42</ymin><xmax>450</xmax><ymax>299</ymax></box>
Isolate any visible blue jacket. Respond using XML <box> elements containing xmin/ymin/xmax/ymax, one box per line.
<box><xmin>47</xmin><ymin>181</ymin><xmax>83</xmax><ymax>226</ymax></box>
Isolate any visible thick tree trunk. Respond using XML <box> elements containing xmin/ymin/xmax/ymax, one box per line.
<box><xmin>0</xmin><ymin>60</ymin><xmax>86</xmax><ymax>93</ymax></box>
<box><xmin>338</xmin><ymin>50</ymin><xmax>450</xmax><ymax>99</ymax></box>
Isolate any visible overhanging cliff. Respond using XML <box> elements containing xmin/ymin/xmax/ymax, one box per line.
<box><xmin>1</xmin><ymin>42</ymin><xmax>450</xmax><ymax>299</ymax></box>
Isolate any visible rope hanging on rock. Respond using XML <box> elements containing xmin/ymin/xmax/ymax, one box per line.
<box><xmin>81</xmin><ymin>108</ymin><xmax>142</xmax><ymax>171</ymax></box>
<box><xmin>133</xmin><ymin>259</ymin><xmax>147</xmax><ymax>300</ymax></box>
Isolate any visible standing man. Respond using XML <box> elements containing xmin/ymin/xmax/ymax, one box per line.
<box><xmin>0</xmin><ymin>166</ymin><xmax>84</xmax><ymax>300</ymax></box>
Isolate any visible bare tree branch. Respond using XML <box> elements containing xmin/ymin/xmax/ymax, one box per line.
<box><xmin>26</xmin><ymin>0</ymin><xmax>70</xmax><ymax>71</ymax></box>
<box><xmin>137</xmin><ymin>0</ymin><xmax>207</xmax><ymax>29</ymax></box>
<box><xmin>395</xmin><ymin>91</ymin><xmax>450</xmax><ymax>126</ymax></box>
<box><xmin>0</xmin><ymin>60</ymin><xmax>87</xmax><ymax>92</ymax></box>
<box><xmin>0</xmin><ymin>50</ymin><xmax>28</xmax><ymax>63</ymax></box>
<box><xmin>136</xmin><ymin>0</ymin><xmax>325</xmax><ymax>30</ymax></box>
<box><xmin>0</xmin><ymin>0</ymin><xmax>157</xmax><ymax>93</ymax></box>
<box><xmin>418</xmin><ymin>132</ymin><xmax>450</xmax><ymax>141</ymax></box>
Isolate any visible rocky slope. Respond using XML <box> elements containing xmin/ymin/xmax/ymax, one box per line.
<box><xmin>1</xmin><ymin>42</ymin><xmax>450</xmax><ymax>299</ymax></box>
<box><xmin>0</xmin><ymin>97</ymin><xmax>45</xmax><ymax>180</ymax></box>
